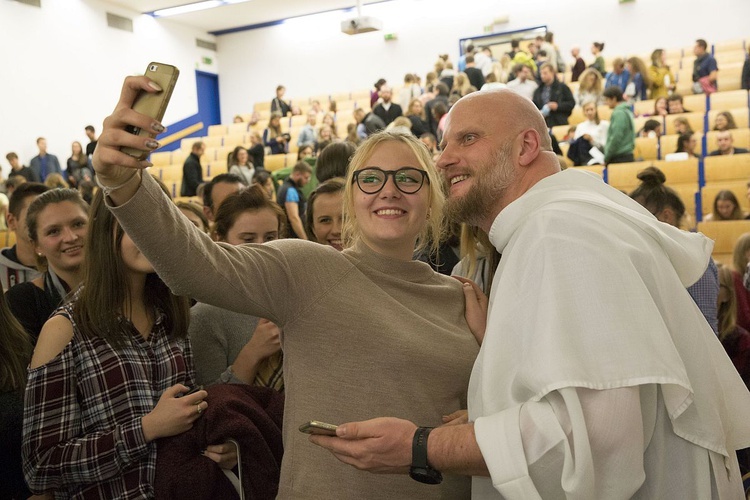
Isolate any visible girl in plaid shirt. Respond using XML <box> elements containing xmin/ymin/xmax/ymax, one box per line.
<box><xmin>22</xmin><ymin>190</ymin><xmax>235</xmax><ymax>499</ymax></box>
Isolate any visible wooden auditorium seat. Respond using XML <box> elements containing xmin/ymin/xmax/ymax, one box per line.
<box><xmin>705</xmin><ymin>128</ymin><xmax>750</xmax><ymax>155</ymax></box>
<box><xmin>682</xmin><ymin>94</ymin><xmax>707</xmax><ymax>114</ymax></box>
<box><xmin>717</xmin><ymin>66</ymin><xmax>745</xmax><ymax>92</ymax></box>
<box><xmin>697</xmin><ymin>220</ymin><xmax>750</xmax><ymax>265</ymax></box>
<box><xmin>704</xmin><ymin>153</ymin><xmax>750</xmax><ymax>184</ymax></box>
<box><xmin>702</xmin><ymin>181</ymin><xmax>750</xmax><ymax>213</ymax></box>
<box><xmin>264</xmin><ymin>154</ymin><xmax>287</xmax><ymax>172</ymax></box>
<box><xmin>208</xmin><ymin>125</ymin><xmax>228</xmax><ymax>136</ymax></box>
<box><xmin>710</xmin><ymin>90</ymin><xmax>749</xmax><ymax>111</ymax></box>
<box><xmin>635</xmin><ymin>137</ymin><xmax>658</xmax><ymax>161</ymax></box>
<box><xmin>707</xmin><ymin>107</ymin><xmax>749</xmax><ymax>130</ymax></box>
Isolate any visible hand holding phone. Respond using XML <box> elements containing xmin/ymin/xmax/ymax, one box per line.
<box><xmin>299</xmin><ymin>420</ymin><xmax>339</xmax><ymax>436</ymax></box>
<box><xmin>121</xmin><ymin>62</ymin><xmax>180</xmax><ymax>160</ymax></box>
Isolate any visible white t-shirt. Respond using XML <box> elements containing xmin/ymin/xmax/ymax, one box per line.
<box><xmin>506</xmin><ymin>79</ymin><xmax>538</xmax><ymax>102</ymax></box>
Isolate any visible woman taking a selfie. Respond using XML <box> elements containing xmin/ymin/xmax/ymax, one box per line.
<box><xmin>22</xmin><ymin>190</ymin><xmax>235</xmax><ymax>498</ymax></box>
<box><xmin>91</xmin><ymin>75</ymin><xmax>479</xmax><ymax>500</ymax></box>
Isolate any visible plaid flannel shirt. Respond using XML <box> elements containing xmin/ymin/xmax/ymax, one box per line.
<box><xmin>23</xmin><ymin>302</ymin><xmax>194</xmax><ymax>499</ymax></box>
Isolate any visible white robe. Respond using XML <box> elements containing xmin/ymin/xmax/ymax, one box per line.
<box><xmin>469</xmin><ymin>168</ymin><xmax>750</xmax><ymax>499</ymax></box>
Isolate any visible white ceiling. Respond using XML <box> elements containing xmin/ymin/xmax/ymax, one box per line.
<box><xmin>106</xmin><ymin>0</ymin><xmax>388</xmax><ymax>34</ymax></box>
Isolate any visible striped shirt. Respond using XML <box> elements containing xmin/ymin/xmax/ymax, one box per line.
<box><xmin>23</xmin><ymin>301</ymin><xmax>194</xmax><ymax>499</ymax></box>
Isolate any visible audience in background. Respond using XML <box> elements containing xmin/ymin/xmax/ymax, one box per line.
<box><xmin>247</xmin><ymin>131</ymin><xmax>265</xmax><ymax>169</ymax></box>
<box><xmin>202</xmin><ymin>173</ymin><xmax>246</xmax><ymax>222</ymax></box>
<box><xmin>276</xmin><ymin>160</ymin><xmax>312</xmax><ymax>239</ymax></box>
<box><xmin>639</xmin><ymin>119</ymin><xmax>663</xmax><ymax>138</ymax></box>
<box><xmin>398</xmin><ymin>73</ymin><xmax>422</xmax><ymax>111</ymax></box>
<box><xmin>29</xmin><ymin>138</ymin><xmax>61</xmax><ymax>183</ymax></box>
<box><xmin>667</xmin><ymin>94</ymin><xmax>688</xmax><ymax>114</ymax></box>
<box><xmin>0</xmin><ymin>183</ymin><xmax>49</xmax><ymax>291</ymax></box>
<box><xmin>709</xmin><ymin>130</ymin><xmax>749</xmax><ymax>156</ymax></box>
<box><xmin>533</xmin><ymin>63</ymin><xmax>575</xmax><ymax>127</ymax></box>
<box><xmin>370</xmin><ymin>78</ymin><xmax>386</xmax><ymax>108</ymax></box>
<box><xmin>589</xmin><ymin>41</ymin><xmax>606</xmax><ymax>74</ymax></box>
<box><xmin>44</xmin><ymin>173</ymin><xmax>69</xmax><ymax>190</ymax></box>
<box><xmin>713</xmin><ymin>110</ymin><xmax>738</xmax><ymax>131</ymax></box>
<box><xmin>605</xmin><ymin>57</ymin><xmax>630</xmax><ymax>91</ymax></box>
<box><xmin>66</xmin><ymin>141</ymin><xmax>91</xmax><ymax>187</ymax></box>
<box><xmin>570</xmin><ymin>46</ymin><xmax>586</xmax><ymax>81</ymax></box>
<box><xmin>567</xmin><ymin>101</ymin><xmax>609</xmax><ymax>166</ymax></box>
<box><xmin>506</xmin><ymin>64</ymin><xmax>538</xmax><ymax>101</ymax></box>
<box><xmin>270</xmin><ymin>84</ymin><xmax>291</xmax><ymax>116</ymax></box>
<box><xmin>624</xmin><ymin>56</ymin><xmax>650</xmax><ymax>101</ymax></box>
<box><xmin>6</xmin><ymin>189</ymin><xmax>88</xmax><ymax>342</ymax></box>
<box><xmin>652</xmin><ymin>96</ymin><xmax>669</xmax><ymax>117</ymax></box>
<box><xmin>372</xmin><ymin>85</ymin><xmax>403</xmax><ymax>126</ymax></box>
<box><xmin>191</xmin><ymin>186</ymin><xmax>285</xmax><ymax>388</ymax></box>
<box><xmin>673</xmin><ymin>116</ymin><xmax>694</xmax><ymax>135</ymax></box>
<box><xmin>84</xmin><ymin>125</ymin><xmax>98</xmax><ymax>158</ymax></box>
<box><xmin>704</xmin><ymin>190</ymin><xmax>747</xmax><ymax>221</ymax></box>
<box><xmin>315</xmin><ymin>141</ymin><xmax>355</xmax><ymax>183</ymax></box>
<box><xmin>648</xmin><ymin>49</ymin><xmax>676</xmax><ymax>99</ymax></box>
<box><xmin>252</xmin><ymin>169</ymin><xmax>277</xmax><ymax>202</ymax></box>
<box><xmin>228</xmin><ymin>146</ymin><xmax>256</xmax><ymax>185</ymax></box>
<box><xmin>177</xmin><ymin>200</ymin><xmax>209</xmax><ymax>233</ymax></box>
<box><xmin>297</xmin><ymin>111</ymin><xmax>318</xmax><ymax>149</ymax></box>
<box><xmin>321</xmin><ymin>112</ymin><xmax>338</xmax><ymax>138</ymax></box>
<box><xmin>264</xmin><ymin>113</ymin><xmax>289</xmax><ymax>155</ymax></box>
<box><xmin>463</xmin><ymin>56</ymin><xmax>485</xmax><ymax>91</ymax></box>
<box><xmin>675</xmin><ymin>132</ymin><xmax>700</xmax><ymax>158</ymax></box>
<box><xmin>316</xmin><ymin>125</ymin><xmax>334</xmax><ymax>154</ymax></box>
<box><xmin>305</xmin><ymin>178</ymin><xmax>344</xmax><ymax>251</ymax></box>
<box><xmin>603</xmin><ymin>85</ymin><xmax>636</xmax><ymax>164</ymax></box>
<box><xmin>180</xmin><ymin>141</ymin><xmax>204</xmax><ymax>197</ymax></box>
<box><xmin>693</xmin><ymin>38</ymin><xmax>719</xmax><ymax>94</ymax></box>
<box><xmin>6</xmin><ymin>152</ymin><xmax>38</xmax><ymax>182</ymax></box>
<box><xmin>575</xmin><ymin>67</ymin><xmax>604</xmax><ymax>105</ymax></box>
<box><xmin>405</xmin><ymin>98</ymin><xmax>429</xmax><ymax>138</ymax></box>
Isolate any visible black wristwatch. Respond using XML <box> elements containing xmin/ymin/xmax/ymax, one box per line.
<box><xmin>409</xmin><ymin>427</ymin><xmax>443</xmax><ymax>484</ymax></box>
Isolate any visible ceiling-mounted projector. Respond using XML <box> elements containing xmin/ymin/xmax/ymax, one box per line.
<box><xmin>341</xmin><ymin>15</ymin><xmax>383</xmax><ymax>35</ymax></box>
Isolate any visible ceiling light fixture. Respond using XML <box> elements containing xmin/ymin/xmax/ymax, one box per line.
<box><xmin>149</xmin><ymin>0</ymin><xmax>252</xmax><ymax>18</ymax></box>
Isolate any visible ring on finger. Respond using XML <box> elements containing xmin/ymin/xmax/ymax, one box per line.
<box><xmin>197</xmin><ymin>404</ymin><xmax>204</xmax><ymax>416</ymax></box>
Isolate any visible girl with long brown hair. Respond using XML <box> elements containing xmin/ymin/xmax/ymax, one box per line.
<box><xmin>22</xmin><ymin>190</ymin><xmax>235</xmax><ymax>498</ymax></box>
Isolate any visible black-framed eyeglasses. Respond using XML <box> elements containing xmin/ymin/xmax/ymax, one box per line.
<box><xmin>352</xmin><ymin>167</ymin><xmax>429</xmax><ymax>195</ymax></box>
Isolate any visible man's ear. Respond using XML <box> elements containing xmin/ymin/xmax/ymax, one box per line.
<box><xmin>7</xmin><ymin>212</ymin><xmax>17</xmax><ymax>232</ymax></box>
<box><xmin>517</xmin><ymin>129</ymin><xmax>542</xmax><ymax>167</ymax></box>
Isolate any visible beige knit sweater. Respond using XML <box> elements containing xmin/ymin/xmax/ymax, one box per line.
<box><xmin>110</xmin><ymin>173</ymin><xmax>479</xmax><ymax>499</ymax></box>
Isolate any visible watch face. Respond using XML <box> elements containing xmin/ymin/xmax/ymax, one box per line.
<box><xmin>409</xmin><ymin>467</ymin><xmax>443</xmax><ymax>485</ymax></box>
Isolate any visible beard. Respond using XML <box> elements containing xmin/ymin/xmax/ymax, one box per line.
<box><xmin>443</xmin><ymin>143</ymin><xmax>516</xmax><ymax>226</ymax></box>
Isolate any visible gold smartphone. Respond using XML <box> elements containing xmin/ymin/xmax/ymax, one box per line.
<box><xmin>121</xmin><ymin>62</ymin><xmax>180</xmax><ymax>160</ymax></box>
<box><xmin>299</xmin><ymin>420</ymin><xmax>339</xmax><ymax>436</ymax></box>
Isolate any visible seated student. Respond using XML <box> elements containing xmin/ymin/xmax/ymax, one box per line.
<box><xmin>0</xmin><ymin>183</ymin><xmax>49</xmax><ymax>291</ymax></box>
<box><xmin>575</xmin><ymin>67</ymin><xmax>604</xmax><ymax>106</ymax></box>
<box><xmin>704</xmin><ymin>190</ymin><xmax>748</xmax><ymax>221</ymax></box>
<box><xmin>228</xmin><ymin>146</ymin><xmax>255</xmax><ymax>185</ymax></box>
<box><xmin>263</xmin><ymin>113</ymin><xmax>289</xmax><ymax>155</ymax></box>
<box><xmin>6</xmin><ymin>189</ymin><xmax>88</xmax><ymax>342</ymax></box>
<box><xmin>673</xmin><ymin>116</ymin><xmax>694</xmax><ymax>135</ymax></box>
<box><xmin>405</xmin><ymin>98</ymin><xmax>429</xmax><ymax>138</ymax></box>
<box><xmin>0</xmin><ymin>292</ymin><xmax>34</xmax><ymax>500</ymax></box>
<box><xmin>315</xmin><ymin>125</ymin><xmax>334</xmax><ymax>154</ymax></box>
<box><xmin>639</xmin><ymin>119</ymin><xmax>662</xmax><ymax>138</ymax></box>
<box><xmin>306</xmin><ymin>178</ymin><xmax>344</xmax><ymax>251</ymax></box>
<box><xmin>713</xmin><ymin>110</ymin><xmax>738</xmax><ymax>131</ymax></box>
<box><xmin>675</xmin><ymin>132</ymin><xmax>700</xmax><ymax>158</ymax></box>
<box><xmin>23</xmin><ymin>190</ymin><xmax>235</xmax><ymax>499</ymax></box>
<box><xmin>567</xmin><ymin>101</ymin><xmax>609</xmax><ymax>165</ymax></box>
<box><xmin>709</xmin><ymin>130</ymin><xmax>749</xmax><ymax>156</ymax></box>
<box><xmin>652</xmin><ymin>96</ymin><xmax>669</xmax><ymax>117</ymax></box>
<box><xmin>630</xmin><ymin>166</ymin><xmax>719</xmax><ymax>333</ymax></box>
<box><xmin>190</xmin><ymin>186</ymin><xmax>285</xmax><ymax>388</ymax></box>
<box><xmin>44</xmin><ymin>172</ymin><xmax>69</xmax><ymax>189</ymax></box>
<box><xmin>667</xmin><ymin>93</ymin><xmax>689</xmax><ymax>114</ymax></box>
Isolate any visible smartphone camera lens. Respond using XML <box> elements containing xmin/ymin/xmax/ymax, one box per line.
<box><xmin>149</xmin><ymin>65</ymin><xmax>158</xmax><ymax>71</ymax></box>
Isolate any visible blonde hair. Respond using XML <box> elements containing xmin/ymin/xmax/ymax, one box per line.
<box><xmin>342</xmin><ymin>131</ymin><xmax>444</xmax><ymax>255</ymax></box>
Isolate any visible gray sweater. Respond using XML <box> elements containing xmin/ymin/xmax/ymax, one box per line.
<box><xmin>109</xmin><ymin>172</ymin><xmax>479</xmax><ymax>499</ymax></box>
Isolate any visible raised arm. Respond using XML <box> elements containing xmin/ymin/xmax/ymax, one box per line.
<box><xmin>92</xmin><ymin>76</ymin><xmax>315</xmax><ymax>323</ymax></box>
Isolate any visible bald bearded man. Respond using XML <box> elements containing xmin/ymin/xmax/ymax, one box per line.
<box><xmin>311</xmin><ymin>90</ymin><xmax>750</xmax><ymax>499</ymax></box>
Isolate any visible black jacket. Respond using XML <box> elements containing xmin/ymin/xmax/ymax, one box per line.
<box><xmin>373</xmin><ymin>102</ymin><xmax>403</xmax><ymax>126</ymax></box>
<box><xmin>465</xmin><ymin>67</ymin><xmax>485</xmax><ymax>91</ymax></box>
<box><xmin>180</xmin><ymin>152</ymin><xmax>203</xmax><ymax>197</ymax></box>
<box><xmin>532</xmin><ymin>80</ymin><xmax>576</xmax><ymax>127</ymax></box>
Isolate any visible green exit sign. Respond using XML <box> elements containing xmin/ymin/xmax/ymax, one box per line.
<box><xmin>202</xmin><ymin>56</ymin><xmax>213</xmax><ymax>65</ymax></box>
